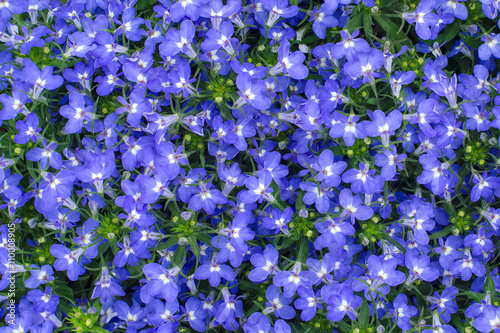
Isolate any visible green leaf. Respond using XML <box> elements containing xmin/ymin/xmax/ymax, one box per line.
<box><xmin>485</xmin><ymin>276</ymin><xmax>495</xmax><ymax>294</ymax></box>
<box><xmin>345</xmin><ymin>7</ymin><xmax>363</xmax><ymax>32</ymax></box>
<box><xmin>358</xmin><ymin>302</ymin><xmax>370</xmax><ymax>328</ymax></box>
<box><xmin>172</xmin><ymin>245</ymin><xmax>186</xmax><ymax>267</ymax></box>
<box><xmin>363</xmin><ymin>11</ymin><xmax>374</xmax><ymax>44</ymax></box>
<box><xmin>429</xmin><ymin>225</ymin><xmax>452</xmax><ymax>241</ymax></box>
<box><xmin>434</xmin><ymin>20</ymin><xmax>461</xmax><ymax>44</ymax></box>
<box><xmin>189</xmin><ymin>235</ymin><xmax>200</xmax><ymax>261</ymax></box>
<box><xmin>372</xmin><ymin>15</ymin><xmax>412</xmax><ymax>48</ymax></box>
<box><xmin>451</xmin><ymin>314</ymin><xmax>465</xmax><ymax>331</ymax></box>
<box><xmin>155</xmin><ymin>237</ymin><xmax>179</xmax><ymax>251</ymax></box>
<box><xmin>296</xmin><ymin>236</ymin><xmax>309</xmax><ymax>263</ymax></box>
<box><xmin>195</xmin><ymin>232</ymin><xmax>213</xmax><ymax>246</ymax></box>
<box><xmin>92</xmin><ymin>327</ymin><xmax>112</xmax><ymax>333</ymax></box>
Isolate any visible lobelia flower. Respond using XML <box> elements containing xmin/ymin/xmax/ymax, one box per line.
<box><xmin>159</xmin><ymin>20</ymin><xmax>197</xmax><ymax>59</ymax></box>
<box><xmin>314</xmin><ymin>216</ymin><xmax>355</xmax><ymax>249</ymax></box>
<box><xmin>142</xmin><ymin>263</ymin><xmax>180</xmax><ymax>302</ymax></box>
<box><xmin>218</xmin><ymin>163</ymin><xmax>247</xmax><ymax>196</ymax></box>
<box><xmin>75</xmin><ymin>149</ymin><xmax>116</xmax><ymax>193</ymax></box>
<box><xmin>257</xmin><ymin>151</ymin><xmax>289</xmax><ymax>180</ymax></box>
<box><xmin>0</xmin><ymin>312</ymin><xmax>33</xmax><ymax>333</ymax></box>
<box><xmin>308</xmin><ymin>4</ymin><xmax>338</xmax><ymax>39</ymax></box>
<box><xmin>170</xmin><ymin>0</ymin><xmax>207</xmax><ymax>22</ymax></box>
<box><xmin>91</xmin><ymin>267</ymin><xmax>125</xmax><ymax>305</ymax></box>
<box><xmin>450</xmin><ymin>248</ymin><xmax>486</xmax><ymax>281</ymax></box>
<box><xmin>294</xmin><ymin>286</ymin><xmax>323</xmax><ymax>321</ymax></box>
<box><xmin>269</xmin><ymin>40</ymin><xmax>308</xmax><ymax>80</ymax></box>
<box><xmin>24</xmin><ymin>265</ymin><xmax>54</xmax><ymax>289</ymax></box>
<box><xmin>248</xmin><ymin>244</ymin><xmax>279</xmax><ymax>283</ymax></box>
<box><xmin>243</xmin><ymin>313</ymin><xmax>271</xmax><ymax>333</ymax></box>
<box><xmin>183</xmin><ymin>297</ymin><xmax>207</xmax><ymax>332</ymax></box>
<box><xmin>474</xmin><ymin>305</ymin><xmax>500</xmax><ymax>333</ymax></box>
<box><xmin>433</xmin><ymin>113</ymin><xmax>465</xmax><ymax>149</ymax></box>
<box><xmin>300</xmin><ymin>181</ymin><xmax>332</xmax><ymax>213</ymax></box>
<box><xmin>306</xmin><ymin>250</ymin><xmax>346</xmax><ymax>285</ymax></box>
<box><xmin>331</xmin><ymin>29</ymin><xmax>370</xmax><ymax>61</ymax></box>
<box><xmin>312</xmin><ymin>150</ymin><xmax>347</xmax><ymax>187</ymax></box>
<box><xmin>343</xmin><ymin>49</ymin><xmax>385</xmax><ymax>84</ymax></box>
<box><xmin>470</xmin><ymin>171</ymin><xmax>499</xmax><ymax>202</ymax></box>
<box><xmin>240</xmin><ymin>170</ymin><xmax>274</xmax><ymax>204</ymax></box>
<box><xmin>338</xmin><ymin>188</ymin><xmax>374</xmax><ymax>223</ymax></box>
<box><xmin>26</xmin><ymin>140</ymin><xmax>63</xmax><ymax>170</ymax></box>
<box><xmin>200</xmin><ymin>0</ymin><xmax>241</xmax><ymax>30</ymax></box>
<box><xmin>188</xmin><ymin>181</ymin><xmax>227</xmax><ymax>215</ymax></box>
<box><xmin>216</xmin><ymin>288</ymin><xmax>244</xmax><ymax>330</ymax></box>
<box><xmin>94</xmin><ymin>66</ymin><xmax>125</xmax><ymax>96</ymax></box>
<box><xmin>374</xmin><ymin>145</ymin><xmax>407</xmax><ymax>181</ymax></box>
<box><xmin>355</xmin><ymin>256</ymin><xmax>406</xmax><ymax>294</ymax></box>
<box><xmin>167</xmin><ymin>62</ymin><xmax>198</xmax><ymax>97</ymax></box>
<box><xmin>155</xmin><ymin>142</ymin><xmax>188</xmax><ymax>180</ymax></box>
<box><xmin>366</xmin><ymin>110</ymin><xmax>403</xmax><ymax>147</ymax></box>
<box><xmin>273</xmin><ymin>262</ymin><xmax>313</xmax><ymax>297</ymax></box>
<box><xmin>212</xmin><ymin>236</ymin><xmax>244</xmax><ymax>267</ymax></box>
<box><xmin>325</xmin><ymin>286</ymin><xmax>363</xmax><ymax>322</ymax></box>
<box><xmin>94</xmin><ymin>31</ymin><xmax>128</xmax><ymax>66</ymax></box>
<box><xmin>261</xmin><ymin>0</ymin><xmax>298</xmax><ymax>28</ymax></box>
<box><xmin>0</xmin><ymin>170</ymin><xmax>22</xmax><ymax>200</ymax></box>
<box><xmin>59</xmin><ymin>92</ymin><xmax>95</xmax><ymax>133</ymax></box>
<box><xmin>262</xmin><ymin>206</ymin><xmax>293</xmax><ymax>234</ymax></box>
<box><xmin>147</xmin><ymin>299</ymin><xmax>180</xmax><ymax>332</ymax></box>
<box><xmin>426</xmin><ymin>286</ymin><xmax>459</xmax><ymax>323</ymax></box>
<box><xmin>233</xmin><ymin>72</ymin><xmax>271</xmax><ymax>110</ymax></box>
<box><xmin>73</xmin><ymin>218</ymin><xmax>103</xmax><ymax>260</ymax></box>
<box><xmin>113</xmin><ymin>300</ymin><xmax>148</xmax><ymax>332</ymax></box>
<box><xmin>329</xmin><ymin>113</ymin><xmax>367</xmax><ymax>146</ymax></box>
<box><xmin>402</xmin><ymin>0</ymin><xmax>439</xmax><ymax>40</ymax></box>
<box><xmin>115</xmin><ymin>89</ymin><xmax>152</xmax><ymax>128</ymax></box>
<box><xmin>201</xmin><ymin>21</ymin><xmax>238</xmax><ymax>55</ymax></box>
<box><xmin>62</xmin><ymin>61</ymin><xmax>95</xmax><ymax>92</ymax></box>
<box><xmin>22</xmin><ymin>58</ymin><xmax>64</xmax><ymax>100</ymax></box>
<box><xmin>38</xmin><ymin>170</ymin><xmax>75</xmax><ymax>208</ymax></box>
<box><xmin>0</xmin><ymin>88</ymin><xmax>30</xmax><ymax>120</ymax></box>
<box><xmin>14</xmin><ymin>113</ymin><xmax>42</xmax><ymax>144</ymax></box>
<box><xmin>405</xmin><ymin>251</ymin><xmax>440</xmax><ymax>284</ymax></box>
<box><xmin>459</xmin><ymin>64</ymin><xmax>492</xmax><ymax>99</ymax></box>
<box><xmin>262</xmin><ymin>284</ymin><xmax>296</xmax><ymax>319</ymax></box>
<box><xmin>342</xmin><ymin>162</ymin><xmax>381</xmax><ymax>195</ymax></box>
<box><xmin>49</xmin><ymin>244</ymin><xmax>85</xmax><ymax>281</ymax></box>
<box><xmin>114</xmin><ymin>236</ymin><xmax>147</xmax><ymax>268</ymax></box>
<box><xmin>390</xmin><ymin>71</ymin><xmax>416</xmax><ymax>98</ymax></box>
<box><xmin>462</xmin><ymin>102</ymin><xmax>491</xmax><ymax>132</ymax></box>
<box><xmin>478</xmin><ymin>33</ymin><xmax>500</xmax><ymax>60</ymax></box>
<box><xmin>27</xmin><ymin>287</ymin><xmax>59</xmax><ymax>312</ymax></box>
<box><xmin>194</xmin><ymin>257</ymin><xmax>235</xmax><ymax>287</ymax></box>
<box><xmin>219</xmin><ymin>211</ymin><xmax>255</xmax><ymax>253</ymax></box>
<box><xmin>389</xmin><ymin>294</ymin><xmax>418</xmax><ymax>332</ymax></box>
<box><xmin>464</xmin><ymin>227</ymin><xmax>493</xmax><ymax>256</ymax></box>
<box><xmin>416</xmin><ymin>154</ymin><xmax>450</xmax><ymax>195</ymax></box>
<box><xmin>422</xmin><ymin>313</ymin><xmax>457</xmax><ymax>333</ymax></box>
<box><xmin>116</xmin><ymin>7</ymin><xmax>145</xmax><ymax>41</ymax></box>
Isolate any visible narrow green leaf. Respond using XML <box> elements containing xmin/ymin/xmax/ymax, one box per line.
<box><xmin>372</xmin><ymin>15</ymin><xmax>412</xmax><ymax>48</ymax></box>
<box><xmin>189</xmin><ymin>235</ymin><xmax>200</xmax><ymax>261</ymax></box>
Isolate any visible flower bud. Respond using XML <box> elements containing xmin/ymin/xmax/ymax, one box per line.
<box><xmin>178</xmin><ymin>236</ymin><xmax>188</xmax><ymax>245</ymax></box>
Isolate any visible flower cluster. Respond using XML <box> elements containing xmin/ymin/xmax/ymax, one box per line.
<box><xmin>1</xmin><ymin>0</ymin><xmax>500</xmax><ymax>332</ymax></box>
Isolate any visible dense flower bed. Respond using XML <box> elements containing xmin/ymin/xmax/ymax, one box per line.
<box><xmin>1</xmin><ymin>0</ymin><xmax>500</xmax><ymax>332</ymax></box>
